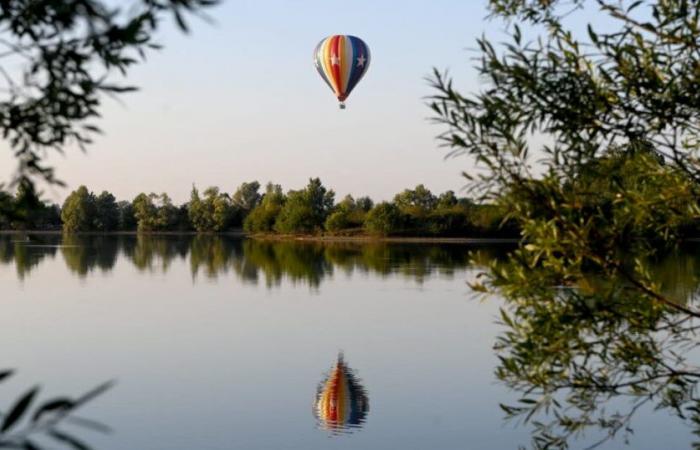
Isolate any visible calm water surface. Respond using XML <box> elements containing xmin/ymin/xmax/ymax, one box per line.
<box><xmin>0</xmin><ymin>234</ymin><xmax>696</xmax><ymax>449</ymax></box>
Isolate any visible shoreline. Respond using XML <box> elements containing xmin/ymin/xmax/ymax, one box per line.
<box><xmin>247</xmin><ymin>233</ymin><xmax>519</xmax><ymax>244</ymax></box>
<box><xmin>0</xmin><ymin>229</ymin><xmax>518</xmax><ymax>244</ymax></box>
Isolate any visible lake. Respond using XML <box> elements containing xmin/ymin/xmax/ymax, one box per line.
<box><xmin>0</xmin><ymin>233</ymin><xmax>697</xmax><ymax>449</ymax></box>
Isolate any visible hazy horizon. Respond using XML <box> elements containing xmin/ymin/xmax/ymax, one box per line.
<box><xmin>0</xmin><ymin>1</ymin><xmax>493</xmax><ymax>205</ymax></box>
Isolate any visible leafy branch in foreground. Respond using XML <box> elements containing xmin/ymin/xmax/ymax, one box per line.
<box><xmin>0</xmin><ymin>369</ymin><xmax>113</xmax><ymax>450</ymax></box>
<box><xmin>0</xmin><ymin>0</ymin><xmax>218</xmax><ymax>187</ymax></box>
<box><xmin>429</xmin><ymin>0</ymin><xmax>700</xmax><ymax>448</ymax></box>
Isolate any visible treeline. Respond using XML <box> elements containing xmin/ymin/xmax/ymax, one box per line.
<box><xmin>0</xmin><ymin>178</ymin><xmax>519</xmax><ymax>237</ymax></box>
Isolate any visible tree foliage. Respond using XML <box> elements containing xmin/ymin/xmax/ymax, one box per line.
<box><xmin>0</xmin><ymin>0</ymin><xmax>217</xmax><ymax>186</ymax></box>
<box><xmin>61</xmin><ymin>186</ymin><xmax>96</xmax><ymax>233</ymax></box>
<box><xmin>188</xmin><ymin>186</ymin><xmax>236</xmax><ymax>232</ymax></box>
<box><xmin>4</xmin><ymin>180</ymin><xmax>523</xmax><ymax>237</ymax></box>
<box><xmin>244</xmin><ymin>183</ymin><xmax>286</xmax><ymax>233</ymax></box>
<box><xmin>132</xmin><ymin>192</ymin><xmax>179</xmax><ymax>232</ymax></box>
<box><xmin>428</xmin><ymin>0</ymin><xmax>700</xmax><ymax>447</ymax></box>
<box><xmin>364</xmin><ymin>202</ymin><xmax>404</xmax><ymax>236</ymax></box>
<box><xmin>325</xmin><ymin>195</ymin><xmax>371</xmax><ymax>232</ymax></box>
<box><xmin>274</xmin><ymin>178</ymin><xmax>334</xmax><ymax>234</ymax></box>
<box><xmin>232</xmin><ymin>181</ymin><xmax>262</xmax><ymax>219</ymax></box>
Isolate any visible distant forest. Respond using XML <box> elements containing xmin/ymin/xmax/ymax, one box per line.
<box><xmin>0</xmin><ymin>178</ymin><xmax>519</xmax><ymax>237</ymax></box>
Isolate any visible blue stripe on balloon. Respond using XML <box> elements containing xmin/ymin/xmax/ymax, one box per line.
<box><xmin>345</xmin><ymin>36</ymin><xmax>368</xmax><ymax>96</ymax></box>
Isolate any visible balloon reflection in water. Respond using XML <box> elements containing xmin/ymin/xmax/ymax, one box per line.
<box><xmin>314</xmin><ymin>353</ymin><xmax>369</xmax><ymax>433</ymax></box>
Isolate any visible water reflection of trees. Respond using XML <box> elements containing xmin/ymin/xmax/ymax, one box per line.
<box><xmin>0</xmin><ymin>234</ymin><xmax>59</xmax><ymax>280</ymax></box>
<box><xmin>0</xmin><ymin>234</ymin><xmax>499</xmax><ymax>286</ymax></box>
<box><xmin>61</xmin><ymin>235</ymin><xmax>119</xmax><ymax>277</ymax></box>
<box><xmin>493</xmin><ymin>246</ymin><xmax>700</xmax><ymax>449</ymax></box>
<box><xmin>126</xmin><ymin>234</ymin><xmax>189</xmax><ymax>273</ymax></box>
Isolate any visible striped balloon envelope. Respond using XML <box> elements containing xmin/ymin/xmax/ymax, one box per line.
<box><xmin>313</xmin><ymin>35</ymin><xmax>371</xmax><ymax>109</ymax></box>
<box><xmin>314</xmin><ymin>353</ymin><xmax>369</xmax><ymax>432</ymax></box>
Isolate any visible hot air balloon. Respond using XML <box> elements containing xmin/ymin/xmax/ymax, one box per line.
<box><xmin>314</xmin><ymin>353</ymin><xmax>369</xmax><ymax>432</ymax></box>
<box><xmin>313</xmin><ymin>35</ymin><xmax>371</xmax><ymax>109</ymax></box>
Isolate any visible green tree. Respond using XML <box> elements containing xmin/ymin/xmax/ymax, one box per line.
<box><xmin>207</xmin><ymin>188</ymin><xmax>234</xmax><ymax>231</ymax></box>
<box><xmin>95</xmin><ymin>191</ymin><xmax>119</xmax><ymax>231</ymax></box>
<box><xmin>10</xmin><ymin>181</ymin><xmax>44</xmax><ymax>230</ymax></box>
<box><xmin>0</xmin><ymin>192</ymin><xmax>14</xmax><ymax>229</ymax></box>
<box><xmin>436</xmin><ymin>191</ymin><xmax>458</xmax><ymax>209</ymax></box>
<box><xmin>117</xmin><ymin>201</ymin><xmax>137</xmax><ymax>231</ymax></box>
<box><xmin>393</xmin><ymin>184</ymin><xmax>437</xmax><ymax>217</ymax></box>
<box><xmin>364</xmin><ymin>202</ymin><xmax>403</xmax><ymax>236</ymax></box>
<box><xmin>244</xmin><ymin>183</ymin><xmax>286</xmax><ymax>232</ymax></box>
<box><xmin>188</xmin><ymin>186</ymin><xmax>234</xmax><ymax>232</ymax></box>
<box><xmin>231</xmin><ymin>181</ymin><xmax>261</xmax><ymax>225</ymax></box>
<box><xmin>355</xmin><ymin>196</ymin><xmax>374</xmax><ymax>212</ymax></box>
<box><xmin>61</xmin><ymin>186</ymin><xmax>97</xmax><ymax>233</ymax></box>
<box><xmin>156</xmin><ymin>193</ymin><xmax>179</xmax><ymax>231</ymax></box>
<box><xmin>132</xmin><ymin>193</ymin><xmax>178</xmax><ymax>232</ymax></box>
<box><xmin>429</xmin><ymin>0</ymin><xmax>700</xmax><ymax>447</ymax></box>
<box><xmin>325</xmin><ymin>195</ymin><xmax>371</xmax><ymax>232</ymax></box>
<box><xmin>274</xmin><ymin>178</ymin><xmax>334</xmax><ymax>234</ymax></box>
<box><xmin>188</xmin><ymin>186</ymin><xmax>212</xmax><ymax>232</ymax></box>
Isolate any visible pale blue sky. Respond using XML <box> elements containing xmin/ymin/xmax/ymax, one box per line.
<box><xmin>2</xmin><ymin>1</ymin><xmax>502</xmax><ymax>204</ymax></box>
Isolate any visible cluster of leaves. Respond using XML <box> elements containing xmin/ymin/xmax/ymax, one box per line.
<box><xmin>0</xmin><ymin>369</ymin><xmax>112</xmax><ymax>450</ymax></box>
<box><xmin>428</xmin><ymin>0</ymin><xmax>700</xmax><ymax>448</ymax></box>
<box><xmin>0</xmin><ymin>0</ymin><xmax>217</xmax><ymax>187</ymax></box>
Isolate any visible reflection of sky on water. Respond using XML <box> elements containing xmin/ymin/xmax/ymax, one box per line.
<box><xmin>315</xmin><ymin>353</ymin><xmax>369</xmax><ymax>433</ymax></box>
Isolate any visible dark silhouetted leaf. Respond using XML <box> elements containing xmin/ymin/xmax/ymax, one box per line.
<box><xmin>66</xmin><ymin>416</ymin><xmax>112</xmax><ymax>434</ymax></box>
<box><xmin>0</xmin><ymin>370</ymin><xmax>14</xmax><ymax>383</ymax></box>
<box><xmin>74</xmin><ymin>381</ymin><xmax>115</xmax><ymax>408</ymax></box>
<box><xmin>23</xmin><ymin>439</ymin><xmax>40</xmax><ymax>450</ymax></box>
<box><xmin>2</xmin><ymin>386</ymin><xmax>39</xmax><ymax>432</ymax></box>
<box><xmin>32</xmin><ymin>398</ymin><xmax>74</xmax><ymax>422</ymax></box>
<box><xmin>49</xmin><ymin>430</ymin><xmax>91</xmax><ymax>450</ymax></box>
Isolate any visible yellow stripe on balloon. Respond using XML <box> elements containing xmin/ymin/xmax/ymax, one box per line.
<box><xmin>338</xmin><ymin>36</ymin><xmax>348</xmax><ymax>95</ymax></box>
<box><xmin>341</xmin><ymin>36</ymin><xmax>354</xmax><ymax>95</ymax></box>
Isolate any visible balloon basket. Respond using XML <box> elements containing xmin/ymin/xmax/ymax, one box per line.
<box><xmin>339</xmin><ymin>102</ymin><xmax>346</xmax><ymax>110</ymax></box>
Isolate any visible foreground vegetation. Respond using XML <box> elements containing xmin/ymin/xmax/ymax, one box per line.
<box><xmin>0</xmin><ymin>179</ymin><xmax>519</xmax><ymax>238</ymax></box>
<box><xmin>429</xmin><ymin>0</ymin><xmax>700</xmax><ymax>448</ymax></box>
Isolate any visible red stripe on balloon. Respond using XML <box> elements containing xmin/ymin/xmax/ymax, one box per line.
<box><xmin>331</xmin><ymin>35</ymin><xmax>343</xmax><ymax>100</ymax></box>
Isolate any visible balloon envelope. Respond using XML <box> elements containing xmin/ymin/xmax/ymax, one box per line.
<box><xmin>314</xmin><ymin>35</ymin><xmax>370</xmax><ymax>107</ymax></box>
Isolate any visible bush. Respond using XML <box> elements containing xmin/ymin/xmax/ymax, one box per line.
<box><xmin>325</xmin><ymin>210</ymin><xmax>351</xmax><ymax>232</ymax></box>
<box><xmin>243</xmin><ymin>183</ymin><xmax>285</xmax><ymax>233</ymax></box>
<box><xmin>273</xmin><ymin>178</ymin><xmax>334</xmax><ymax>234</ymax></box>
<box><xmin>364</xmin><ymin>202</ymin><xmax>404</xmax><ymax>236</ymax></box>
<box><xmin>426</xmin><ymin>208</ymin><xmax>470</xmax><ymax>236</ymax></box>
<box><xmin>274</xmin><ymin>192</ymin><xmax>317</xmax><ymax>233</ymax></box>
